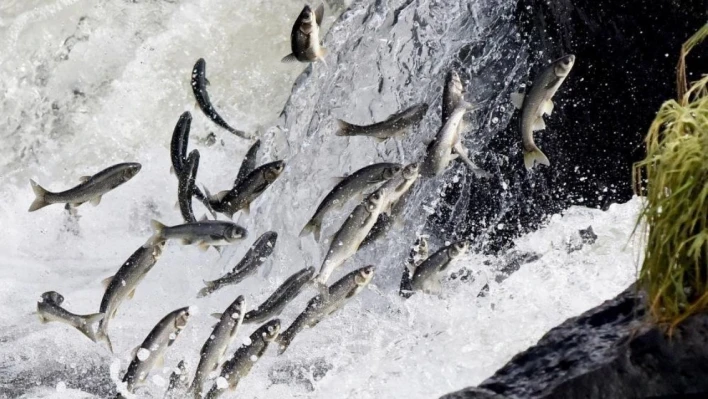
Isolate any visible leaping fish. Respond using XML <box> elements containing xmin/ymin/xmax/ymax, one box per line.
<box><xmin>511</xmin><ymin>54</ymin><xmax>575</xmax><ymax>170</ymax></box>
<box><xmin>282</xmin><ymin>4</ymin><xmax>327</xmax><ymax>64</ymax></box>
<box><xmin>335</xmin><ymin>104</ymin><xmax>429</xmax><ymax>141</ymax></box>
<box><xmin>28</xmin><ymin>162</ymin><xmax>141</xmax><ymax>212</ymax></box>
<box><xmin>191</xmin><ymin>58</ymin><xmax>250</xmax><ymax>139</ymax></box>
<box><xmin>36</xmin><ymin>291</ymin><xmax>104</xmax><ymax>342</ymax></box>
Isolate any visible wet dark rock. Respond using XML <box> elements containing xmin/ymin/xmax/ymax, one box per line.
<box><xmin>267</xmin><ymin>357</ymin><xmax>333</xmax><ymax>391</ymax></box>
<box><xmin>441</xmin><ymin>285</ymin><xmax>708</xmax><ymax>399</ymax></box>
<box><xmin>567</xmin><ymin>225</ymin><xmax>597</xmax><ymax>253</ymax></box>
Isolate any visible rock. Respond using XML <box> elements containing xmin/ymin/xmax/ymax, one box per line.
<box><xmin>441</xmin><ymin>285</ymin><xmax>708</xmax><ymax>399</ymax></box>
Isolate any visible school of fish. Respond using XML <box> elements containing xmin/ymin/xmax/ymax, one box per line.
<box><xmin>29</xmin><ymin>3</ymin><xmax>575</xmax><ymax>397</ymax></box>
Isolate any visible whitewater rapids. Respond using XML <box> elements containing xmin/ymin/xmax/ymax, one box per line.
<box><xmin>0</xmin><ymin>1</ymin><xmax>638</xmax><ymax>398</ymax></box>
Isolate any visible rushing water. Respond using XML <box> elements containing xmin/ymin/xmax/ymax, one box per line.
<box><xmin>0</xmin><ymin>1</ymin><xmax>638</xmax><ymax>398</ymax></box>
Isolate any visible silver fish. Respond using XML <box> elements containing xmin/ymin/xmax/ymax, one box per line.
<box><xmin>442</xmin><ymin>70</ymin><xmax>464</xmax><ymax>126</ymax></box>
<box><xmin>178</xmin><ymin>150</ymin><xmax>200</xmax><ymax>223</ymax></box>
<box><xmin>36</xmin><ymin>291</ymin><xmax>104</xmax><ymax>342</ymax></box>
<box><xmin>243</xmin><ymin>267</ymin><xmax>315</xmax><ymax>324</ymax></box>
<box><xmin>189</xmin><ymin>296</ymin><xmax>246</xmax><ymax>399</ymax></box>
<box><xmin>300</xmin><ymin>162</ymin><xmax>401</xmax><ymax>242</ymax></box>
<box><xmin>28</xmin><ymin>162</ymin><xmax>141</xmax><ymax>212</ymax></box>
<box><xmin>198</xmin><ymin>232</ymin><xmax>277</xmax><ymax>297</ymax></box>
<box><xmin>119</xmin><ymin>307</ymin><xmax>190</xmax><ymax>394</ymax></box>
<box><xmin>147</xmin><ymin>220</ymin><xmax>247</xmax><ymax>250</ymax></box>
<box><xmin>277</xmin><ymin>265</ymin><xmax>374</xmax><ymax>354</ymax></box>
<box><xmin>336</xmin><ymin>103</ymin><xmax>429</xmax><ymax>141</ymax></box>
<box><xmin>410</xmin><ymin>240</ymin><xmax>468</xmax><ymax>294</ymax></box>
<box><xmin>360</xmin><ymin>162</ymin><xmax>420</xmax><ymax>248</ymax></box>
<box><xmin>234</xmin><ymin>140</ymin><xmax>261</xmax><ymax>187</ymax></box>
<box><xmin>204</xmin><ymin>319</ymin><xmax>280</xmax><ymax>399</ymax></box>
<box><xmin>511</xmin><ymin>54</ymin><xmax>575</xmax><ymax>170</ymax></box>
<box><xmin>281</xmin><ymin>4</ymin><xmax>327</xmax><ymax>64</ymax></box>
<box><xmin>170</xmin><ymin>112</ymin><xmax>191</xmax><ymax>176</ymax></box>
<box><xmin>315</xmin><ymin>188</ymin><xmax>386</xmax><ymax>285</ymax></box>
<box><xmin>191</xmin><ymin>58</ymin><xmax>249</xmax><ymax>139</ymax></box>
<box><xmin>208</xmin><ymin>161</ymin><xmax>285</xmax><ymax>219</ymax></box>
<box><xmin>96</xmin><ymin>240</ymin><xmax>166</xmax><ymax>353</ymax></box>
<box><xmin>399</xmin><ymin>236</ymin><xmax>429</xmax><ymax>298</ymax></box>
<box><xmin>421</xmin><ymin>106</ymin><xmax>471</xmax><ymax>177</ymax></box>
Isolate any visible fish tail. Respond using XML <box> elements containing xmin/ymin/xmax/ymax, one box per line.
<box><xmin>335</xmin><ymin>119</ymin><xmax>355</xmax><ymax>136</ymax></box>
<box><xmin>77</xmin><ymin>312</ymin><xmax>105</xmax><ymax>342</ymax></box>
<box><xmin>28</xmin><ymin>179</ymin><xmax>51</xmax><ymax>212</ymax></box>
<box><xmin>146</xmin><ymin>219</ymin><xmax>167</xmax><ymax>246</ymax></box>
<box><xmin>196</xmin><ymin>281</ymin><xmax>215</xmax><ymax>298</ymax></box>
<box><xmin>299</xmin><ymin>220</ymin><xmax>322</xmax><ymax>242</ymax></box>
<box><xmin>95</xmin><ymin>325</ymin><xmax>114</xmax><ymax>353</ymax></box>
<box><xmin>523</xmin><ymin>146</ymin><xmax>550</xmax><ymax>170</ymax></box>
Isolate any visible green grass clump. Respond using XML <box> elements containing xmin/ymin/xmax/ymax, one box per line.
<box><xmin>633</xmin><ymin>24</ymin><xmax>708</xmax><ymax>327</ymax></box>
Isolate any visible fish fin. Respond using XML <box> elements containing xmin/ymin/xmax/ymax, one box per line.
<box><xmin>79</xmin><ymin>176</ymin><xmax>91</xmax><ymax>183</ymax></box>
<box><xmin>199</xmin><ymin>214</ymin><xmax>209</xmax><ymax>222</ymax></box>
<box><xmin>77</xmin><ymin>313</ymin><xmax>104</xmax><ymax>342</ymax></box>
<box><xmin>36</xmin><ymin>312</ymin><xmax>47</xmax><ymax>323</ymax></box>
<box><xmin>28</xmin><ymin>180</ymin><xmax>51</xmax><ymax>212</ymax></box>
<box><xmin>205</xmin><ymin>78</ymin><xmax>211</xmax><ymax>86</ymax></box>
<box><xmin>198</xmin><ymin>242</ymin><xmax>210</xmax><ymax>252</ymax></box>
<box><xmin>101</xmin><ymin>275</ymin><xmax>114</xmax><ymax>289</ymax></box>
<box><xmin>542</xmin><ymin>100</ymin><xmax>554</xmax><ymax>116</ymax></box>
<box><xmin>128</xmin><ymin>288</ymin><xmax>136</xmax><ymax>300</ymax></box>
<box><xmin>96</xmin><ymin>330</ymin><xmax>114</xmax><ymax>353</ymax></box>
<box><xmin>531</xmin><ymin>117</ymin><xmax>546</xmax><ymax>131</ymax></box>
<box><xmin>335</xmin><ymin>119</ymin><xmax>354</xmax><ymax>136</ymax></box>
<box><xmin>523</xmin><ymin>147</ymin><xmax>550</xmax><ymax>170</ymax></box>
<box><xmin>315</xmin><ymin>3</ymin><xmax>325</xmax><ymax>25</ymax></box>
<box><xmin>281</xmin><ymin>53</ymin><xmax>299</xmax><ymax>63</ymax></box>
<box><xmin>169</xmin><ymin>166</ymin><xmax>175</xmax><ymax>175</ymax></box>
<box><xmin>174</xmin><ymin>200</ymin><xmax>179</xmax><ymax>210</ymax></box>
<box><xmin>510</xmin><ymin>92</ymin><xmax>525</xmax><ymax>109</ymax></box>
<box><xmin>147</xmin><ymin>219</ymin><xmax>167</xmax><ymax>246</ymax></box>
<box><xmin>210</xmin><ymin>313</ymin><xmax>223</xmax><ymax>319</ymax></box>
<box><xmin>275</xmin><ymin>331</ymin><xmax>292</xmax><ymax>355</ymax></box>
<box><xmin>181</xmin><ymin>238</ymin><xmax>194</xmax><ymax>245</ymax></box>
<box><xmin>318</xmin><ymin>48</ymin><xmax>328</xmax><ymax>64</ymax></box>
<box><xmin>197</xmin><ymin>281</ymin><xmax>215</xmax><ymax>298</ymax></box>
<box><xmin>242</xmin><ymin>202</ymin><xmax>251</xmax><ymax>216</ymax></box>
<box><xmin>299</xmin><ymin>220</ymin><xmax>321</xmax><ymax>242</ymax></box>
<box><xmin>155</xmin><ymin>355</ymin><xmax>165</xmax><ymax>368</ymax></box>
<box><xmin>375</xmin><ymin>137</ymin><xmax>387</xmax><ymax>143</ymax></box>
<box><xmin>90</xmin><ymin>195</ymin><xmax>102</xmax><ymax>206</ymax></box>
<box><xmin>214</xmin><ymin>190</ymin><xmax>229</xmax><ymax>203</ymax></box>
<box><xmin>213</xmin><ymin>246</ymin><xmax>223</xmax><ymax>256</ymax></box>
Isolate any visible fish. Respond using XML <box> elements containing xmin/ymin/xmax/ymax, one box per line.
<box><xmin>440</xmin><ymin>70</ymin><xmax>492</xmax><ymax>179</ymax></box>
<box><xmin>299</xmin><ymin>162</ymin><xmax>401</xmax><ymax>242</ymax></box>
<box><xmin>96</xmin><ymin>240</ymin><xmax>166</xmax><ymax>353</ymax></box>
<box><xmin>170</xmin><ymin>112</ymin><xmax>210</xmax><ymax>207</ymax></box>
<box><xmin>28</xmin><ymin>162</ymin><xmax>141</xmax><ymax>212</ymax></box>
<box><xmin>442</xmin><ymin>70</ymin><xmax>464</xmax><ymax>126</ymax></box>
<box><xmin>335</xmin><ymin>103</ymin><xmax>429</xmax><ymax>141</ymax></box>
<box><xmin>198</xmin><ymin>232</ymin><xmax>278</xmax><ymax>297</ymax></box>
<box><xmin>420</xmin><ymin>105</ymin><xmax>473</xmax><ymax>178</ymax></box>
<box><xmin>119</xmin><ymin>307</ymin><xmax>190</xmax><ymax>395</ymax></box>
<box><xmin>36</xmin><ymin>291</ymin><xmax>104</xmax><ymax>342</ymax></box>
<box><xmin>234</xmin><ymin>139</ymin><xmax>261</xmax><ymax>187</ymax></box>
<box><xmin>147</xmin><ymin>220</ymin><xmax>247</xmax><ymax>250</ymax></box>
<box><xmin>360</xmin><ymin>162</ymin><xmax>420</xmax><ymax>248</ymax></box>
<box><xmin>191</xmin><ymin>58</ymin><xmax>250</xmax><ymax>139</ymax></box>
<box><xmin>178</xmin><ymin>150</ymin><xmax>201</xmax><ymax>223</ymax></box>
<box><xmin>410</xmin><ymin>240</ymin><xmax>469</xmax><ymax>294</ymax></box>
<box><xmin>276</xmin><ymin>265</ymin><xmax>374</xmax><ymax>354</ymax></box>
<box><xmin>243</xmin><ymin>267</ymin><xmax>315</xmax><ymax>324</ymax></box>
<box><xmin>204</xmin><ymin>319</ymin><xmax>281</xmax><ymax>399</ymax></box>
<box><xmin>189</xmin><ymin>296</ymin><xmax>246</xmax><ymax>399</ymax></box>
<box><xmin>400</xmin><ymin>236</ymin><xmax>429</xmax><ymax>298</ymax></box>
<box><xmin>165</xmin><ymin>360</ymin><xmax>189</xmax><ymax>398</ymax></box>
<box><xmin>170</xmin><ymin>111</ymin><xmax>192</xmax><ymax>176</ymax></box>
<box><xmin>281</xmin><ymin>4</ymin><xmax>327</xmax><ymax>64</ymax></box>
<box><xmin>315</xmin><ymin>188</ymin><xmax>386</xmax><ymax>286</ymax></box>
<box><xmin>511</xmin><ymin>54</ymin><xmax>575</xmax><ymax>170</ymax></box>
<box><xmin>208</xmin><ymin>161</ymin><xmax>285</xmax><ymax>219</ymax></box>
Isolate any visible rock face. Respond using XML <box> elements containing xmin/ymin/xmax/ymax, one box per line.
<box><xmin>442</xmin><ymin>285</ymin><xmax>708</xmax><ymax>399</ymax></box>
